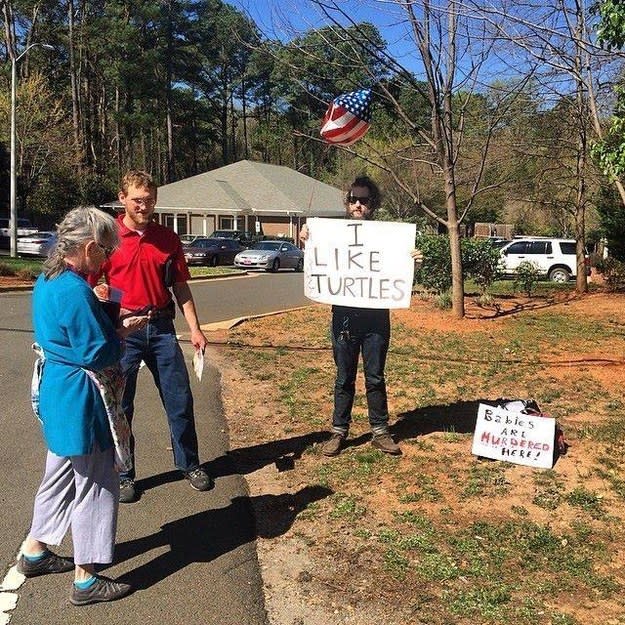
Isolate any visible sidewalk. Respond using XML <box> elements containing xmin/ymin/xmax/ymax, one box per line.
<box><xmin>6</xmin><ymin>340</ymin><xmax>268</xmax><ymax>625</ymax></box>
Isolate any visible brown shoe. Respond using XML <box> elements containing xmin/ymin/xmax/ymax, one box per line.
<box><xmin>371</xmin><ymin>433</ymin><xmax>402</xmax><ymax>455</ymax></box>
<box><xmin>322</xmin><ymin>433</ymin><xmax>346</xmax><ymax>457</ymax></box>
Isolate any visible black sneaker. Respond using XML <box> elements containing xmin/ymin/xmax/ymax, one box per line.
<box><xmin>119</xmin><ymin>478</ymin><xmax>138</xmax><ymax>504</ymax></box>
<box><xmin>70</xmin><ymin>575</ymin><xmax>132</xmax><ymax>606</ymax></box>
<box><xmin>17</xmin><ymin>550</ymin><xmax>74</xmax><ymax>578</ymax></box>
<box><xmin>184</xmin><ymin>467</ymin><xmax>213</xmax><ymax>491</ymax></box>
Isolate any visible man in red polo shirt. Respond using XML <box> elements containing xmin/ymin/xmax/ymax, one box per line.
<box><xmin>100</xmin><ymin>170</ymin><xmax>211</xmax><ymax>503</ymax></box>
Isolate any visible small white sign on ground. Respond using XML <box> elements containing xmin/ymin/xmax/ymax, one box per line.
<box><xmin>304</xmin><ymin>218</ymin><xmax>416</xmax><ymax>309</ymax></box>
<box><xmin>472</xmin><ymin>403</ymin><xmax>556</xmax><ymax>469</ymax></box>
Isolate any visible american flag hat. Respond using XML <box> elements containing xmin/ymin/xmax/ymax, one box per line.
<box><xmin>320</xmin><ymin>88</ymin><xmax>372</xmax><ymax>146</ymax></box>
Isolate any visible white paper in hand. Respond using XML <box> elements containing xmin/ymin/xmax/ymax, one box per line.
<box><xmin>192</xmin><ymin>349</ymin><xmax>204</xmax><ymax>381</ymax></box>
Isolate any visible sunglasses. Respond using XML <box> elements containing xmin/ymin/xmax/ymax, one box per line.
<box><xmin>97</xmin><ymin>243</ymin><xmax>116</xmax><ymax>258</ymax></box>
<box><xmin>348</xmin><ymin>195</ymin><xmax>371</xmax><ymax>205</ymax></box>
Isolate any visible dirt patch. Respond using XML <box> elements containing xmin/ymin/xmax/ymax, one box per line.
<box><xmin>211</xmin><ymin>290</ymin><xmax>625</xmax><ymax>625</ymax></box>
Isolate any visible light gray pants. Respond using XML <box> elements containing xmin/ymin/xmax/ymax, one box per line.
<box><xmin>29</xmin><ymin>446</ymin><xmax>119</xmax><ymax>565</ymax></box>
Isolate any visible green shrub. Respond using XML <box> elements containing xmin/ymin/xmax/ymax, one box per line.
<box><xmin>513</xmin><ymin>261</ymin><xmax>541</xmax><ymax>296</ymax></box>
<box><xmin>435</xmin><ymin>290</ymin><xmax>453</xmax><ymax>309</ymax></box>
<box><xmin>462</xmin><ymin>238</ymin><xmax>504</xmax><ymax>295</ymax></box>
<box><xmin>415</xmin><ymin>235</ymin><xmax>503</xmax><ymax>295</ymax></box>
<box><xmin>599</xmin><ymin>257</ymin><xmax>625</xmax><ymax>291</ymax></box>
<box><xmin>17</xmin><ymin>267</ymin><xmax>39</xmax><ymax>280</ymax></box>
<box><xmin>415</xmin><ymin>234</ymin><xmax>452</xmax><ymax>294</ymax></box>
<box><xmin>589</xmin><ymin>252</ymin><xmax>603</xmax><ymax>270</ymax></box>
<box><xmin>0</xmin><ymin>262</ymin><xmax>15</xmax><ymax>277</ymax></box>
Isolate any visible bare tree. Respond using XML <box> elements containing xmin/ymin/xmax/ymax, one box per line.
<box><xmin>479</xmin><ymin>0</ymin><xmax>625</xmax><ymax>292</ymax></box>
<box><xmin>273</xmin><ymin>0</ymin><xmax>533</xmax><ymax>317</ymax></box>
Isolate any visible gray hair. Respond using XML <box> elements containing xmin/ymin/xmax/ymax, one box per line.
<box><xmin>43</xmin><ymin>206</ymin><xmax>119</xmax><ymax>279</ymax></box>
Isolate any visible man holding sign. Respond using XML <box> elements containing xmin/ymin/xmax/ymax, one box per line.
<box><xmin>301</xmin><ymin>176</ymin><xmax>420</xmax><ymax>457</ymax></box>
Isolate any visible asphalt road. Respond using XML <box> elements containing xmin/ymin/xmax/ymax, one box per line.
<box><xmin>0</xmin><ymin>273</ymin><xmax>309</xmax><ymax>625</ymax></box>
<box><xmin>185</xmin><ymin>271</ymin><xmax>310</xmax><ymax>326</ymax></box>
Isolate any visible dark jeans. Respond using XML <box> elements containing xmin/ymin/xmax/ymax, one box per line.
<box><xmin>119</xmin><ymin>317</ymin><xmax>200</xmax><ymax>481</ymax></box>
<box><xmin>331</xmin><ymin>306</ymin><xmax>391</xmax><ymax>434</ymax></box>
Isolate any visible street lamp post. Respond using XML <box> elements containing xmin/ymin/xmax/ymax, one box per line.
<box><xmin>9</xmin><ymin>43</ymin><xmax>53</xmax><ymax>258</ymax></box>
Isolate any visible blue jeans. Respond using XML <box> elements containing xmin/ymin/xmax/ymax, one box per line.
<box><xmin>119</xmin><ymin>317</ymin><xmax>200</xmax><ymax>481</ymax></box>
<box><xmin>331</xmin><ymin>307</ymin><xmax>390</xmax><ymax>435</ymax></box>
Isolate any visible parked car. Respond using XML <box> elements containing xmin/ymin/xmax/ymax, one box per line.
<box><xmin>234</xmin><ymin>240</ymin><xmax>304</xmax><ymax>272</ymax></box>
<box><xmin>487</xmin><ymin>237</ymin><xmax>511</xmax><ymax>249</ymax></box>
<box><xmin>499</xmin><ymin>237</ymin><xmax>589</xmax><ymax>282</ymax></box>
<box><xmin>182</xmin><ymin>237</ymin><xmax>244</xmax><ymax>266</ymax></box>
<box><xmin>17</xmin><ymin>231</ymin><xmax>57</xmax><ymax>257</ymax></box>
<box><xmin>0</xmin><ymin>218</ymin><xmax>39</xmax><ymax>250</ymax></box>
<box><xmin>0</xmin><ymin>217</ymin><xmax>39</xmax><ymax>237</ymax></box>
<box><xmin>179</xmin><ymin>234</ymin><xmax>201</xmax><ymax>245</ymax></box>
<box><xmin>209</xmin><ymin>230</ymin><xmax>257</xmax><ymax>247</ymax></box>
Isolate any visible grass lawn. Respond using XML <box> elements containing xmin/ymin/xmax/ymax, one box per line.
<box><xmin>0</xmin><ymin>256</ymin><xmax>243</xmax><ymax>281</ymax></box>
<box><xmin>221</xmin><ymin>283</ymin><xmax>625</xmax><ymax>625</ymax></box>
<box><xmin>0</xmin><ymin>256</ymin><xmax>44</xmax><ymax>278</ymax></box>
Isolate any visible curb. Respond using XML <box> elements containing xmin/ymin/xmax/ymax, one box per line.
<box><xmin>200</xmin><ymin>306</ymin><xmax>312</xmax><ymax>332</ymax></box>
<box><xmin>0</xmin><ymin>284</ymin><xmax>33</xmax><ymax>293</ymax></box>
<box><xmin>0</xmin><ymin>270</ymin><xmax>252</xmax><ymax>294</ymax></box>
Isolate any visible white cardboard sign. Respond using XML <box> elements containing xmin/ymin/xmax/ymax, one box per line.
<box><xmin>472</xmin><ymin>403</ymin><xmax>556</xmax><ymax>469</ymax></box>
<box><xmin>304</xmin><ymin>217</ymin><xmax>416</xmax><ymax>309</ymax></box>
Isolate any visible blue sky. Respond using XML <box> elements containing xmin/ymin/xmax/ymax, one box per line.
<box><xmin>227</xmin><ymin>0</ymin><xmax>420</xmax><ymax>74</ymax></box>
<box><xmin>224</xmin><ymin>1</ymin><xmax>614</xmax><ymax>100</ymax></box>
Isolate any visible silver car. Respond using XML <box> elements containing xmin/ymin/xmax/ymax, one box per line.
<box><xmin>17</xmin><ymin>231</ymin><xmax>57</xmax><ymax>257</ymax></box>
<box><xmin>234</xmin><ymin>240</ymin><xmax>304</xmax><ymax>272</ymax></box>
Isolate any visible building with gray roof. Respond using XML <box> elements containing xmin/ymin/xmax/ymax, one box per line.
<box><xmin>151</xmin><ymin>160</ymin><xmax>345</xmax><ymax>241</ymax></box>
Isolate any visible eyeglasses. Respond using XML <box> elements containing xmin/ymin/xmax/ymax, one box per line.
<box><xmin>96</xmin><ymin>243</ymin><xmax>116</xmax><ymax>258</ymax></box>
<box><xmin>348</xmin><ymin>195</ymin><xmax>371</xmax><ymax>205</ymax></box>
<box><xmin>130</xmin><ymin>197</ymin><xmax>156</xmax><ymax>207</ymax></box>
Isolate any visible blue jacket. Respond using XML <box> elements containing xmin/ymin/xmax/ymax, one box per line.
<box><xmin>32</xmin><ymin>270</ymin><xmax>122</xmax><ymax>456</ymax></box>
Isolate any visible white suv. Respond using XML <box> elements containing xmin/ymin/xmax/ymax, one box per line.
<box><xmin>499</xmin><ymin>237</ymin><xmax>588</xmax><ymax>282</ymax></box>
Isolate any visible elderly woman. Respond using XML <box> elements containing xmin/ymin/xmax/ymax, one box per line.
<box><xmin>17</xmin><ymin>206</ymin><xmax>148</xmax><ymax>606</ymax></box>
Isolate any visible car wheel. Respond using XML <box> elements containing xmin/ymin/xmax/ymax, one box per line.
<box><xmin>271</xmin><ymin>258</ymin><xmax>280</xmax><ymax>272</ymax></box>
<box><xmin>210</xmin><ymin>255</ymin><xmax>219</xmax><ymax>267</ymax></box>
<box><xmin>295</xmin><ymin>258</ymin><xmax>304</xmax><ymax>272</ymax></box>
<box><xmin>548</xmin><ymin>267</ymin><xmax>570</xmax><ymax>282</ymax></box>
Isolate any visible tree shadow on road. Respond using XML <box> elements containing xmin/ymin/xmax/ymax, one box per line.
<box><xmin>223</xmin><ymin>430</ymin><xmax>329</xmax><ymax>475</ymax></box>
<box><xmin>134</xmin><ymin>431</ymin><xmax>330</xmax><ymax>499</ymax></box>
<box><xmin>112</xmin><ymin>484</ymin><xmax>332</xmax><ymax>590</ymax></box>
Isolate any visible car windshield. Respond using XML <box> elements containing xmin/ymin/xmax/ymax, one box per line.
<box><xmin>193</xmin><ymin>238</ymin><xmax>219</xmax><ymax>246</ymax></box>
<box><xmin>212</xmin><ymin>231</ymin><xmax>244</xmax><ymax>238</ymax></box>
<box><xmin>252</xmin><ymin>242</ymin><xmax>281</xmax><ymax>251</ymax></box>
<box><xmin>490</xmin><ymin>239</ymin><xmax>510</xmax><ymax>249</ymax></box>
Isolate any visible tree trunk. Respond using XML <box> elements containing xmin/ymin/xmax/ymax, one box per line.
<box><xmin>445</xmin><ymin>166</ymin><xmax>465</xmax><ymax>318</ymax></box>
<box><xmin>115</xmin><ymin>87</ymin><xmax>121</xmax><ymax>176</ymax></box>
<box><xmin>165</xmin><ymin>0</ymin><xmax>174</xmax><ymax>182</ymax></box>
<box><xmin>241</xmin><ymin>79</ymin><xmax>249</xmax><ymax>159</ymax></box>
<box><xmin>230</xmin><ymin>88</ymin><xmax>237</xmax><ymax>162</ymax></box>
<box><xmin>68</xmin><ymin>0</ymin><xmax>82</xmax><ymax>163</ymax></box>
<box><xmin>574</xmin><ymin>2</ymin><xmax>588</xmax><ymax>293</ymax></box>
